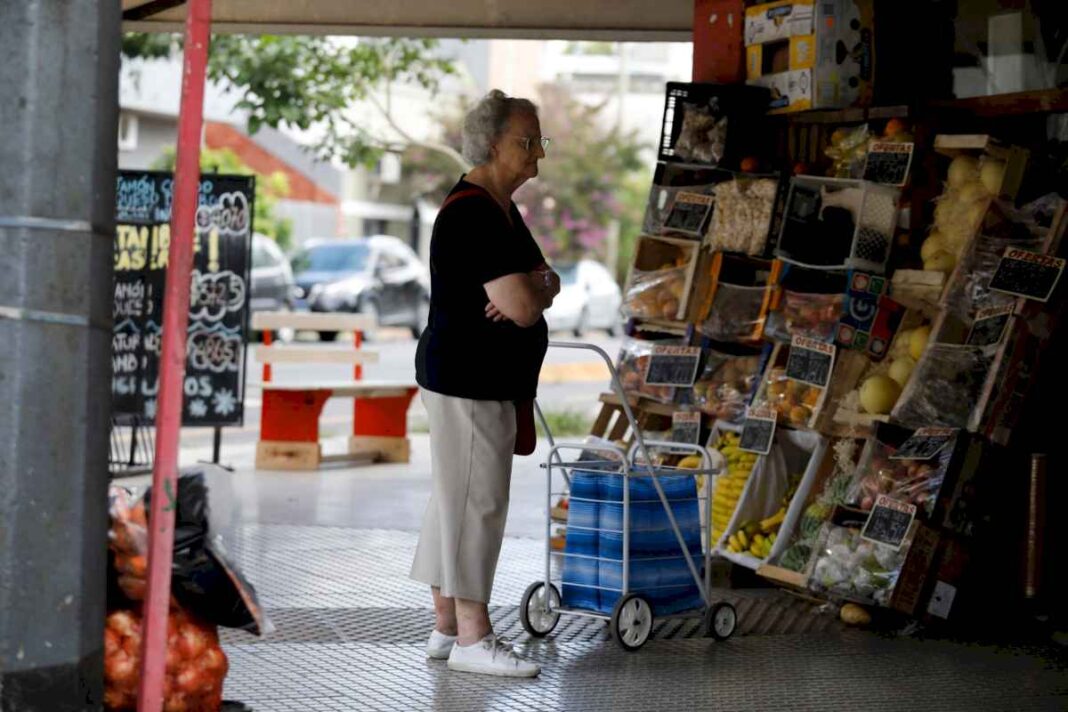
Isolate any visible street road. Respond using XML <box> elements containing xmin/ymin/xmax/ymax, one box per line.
<box><xmin>175</xmin><ymin>329</ymin><xmax>623</xmax><ymax>458</ymax></box>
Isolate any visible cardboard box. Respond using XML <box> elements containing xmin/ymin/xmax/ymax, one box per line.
<box><xmin>744</xmin><ymin>0</ymin><xmax>874</xmax><ymax>113</ymax></box>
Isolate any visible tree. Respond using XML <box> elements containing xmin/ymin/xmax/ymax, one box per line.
<box><xmin>516</xmin><ymin>86</ymin><xmax>647</xmax><ymax>263</ymax></box>
<box><xmin>151</xmin><ymin>147</ymin><xmax>294</xmax><ymax>249</ymax></box>
<box><xmin>405</xmin><ymin>85</ymin><xmax>650</xmax><ymax>268</ymax></box>
<box><xmin>122</xmin><ymin>34</ymin><xmax>458</xmax><ymax>169</ymax></box>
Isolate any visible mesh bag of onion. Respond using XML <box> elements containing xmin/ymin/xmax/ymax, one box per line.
<box><xmin>104</xmin><ymin>606</ymin><xmax>228</xmax><ymax>712</ymax></box>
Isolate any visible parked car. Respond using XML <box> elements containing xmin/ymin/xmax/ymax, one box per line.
<box><xmin>249</xmin><ymin>233</ymin><xmax>295</xmax><ymax>314</ymax></box>
<box><xmin>544</xmin><ymin>259</ymin><xmax>622</xmax><ymax>337</ymax></box>
<box><xmin>291</xmin><ymin>235</ymin><xmax>430</xmax><ymax>339</ymax></box>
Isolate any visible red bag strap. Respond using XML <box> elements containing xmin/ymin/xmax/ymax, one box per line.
<box><xmin>440</xmin><ymin>187</ymin><xmax>489</xmax><ymax>211</ymax></box>
<box><xmin>440</xmin><ymin>186</ymin><xmax>513</xmax><ymax>227</ymax></box>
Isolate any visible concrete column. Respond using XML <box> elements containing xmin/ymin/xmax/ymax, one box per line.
<box><xmin>0</xmin><ymin>2</ymin><xmax>120</xmax><ymax>711</ymax></box>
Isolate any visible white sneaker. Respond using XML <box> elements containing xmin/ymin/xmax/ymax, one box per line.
<box><xmin>427</xmin><ymin>629</ymin><xmax>458</xmax><ymax>660</ymax></box>
<box><xmin>447</xmin><ymin>635</ymin><xmax>541</xmax><ymax>678</ymax></box>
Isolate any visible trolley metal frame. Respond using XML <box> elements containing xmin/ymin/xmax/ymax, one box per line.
<box><xmin>521</xmin><ymin>341</ymin><xmax>738</xmax><ymax>650</ymax></box>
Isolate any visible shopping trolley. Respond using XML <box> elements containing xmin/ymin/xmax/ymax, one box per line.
<box><xmin>519</xmin><ymin>341</ymin><xmax>738</xmax><ymax>651</ymax></box>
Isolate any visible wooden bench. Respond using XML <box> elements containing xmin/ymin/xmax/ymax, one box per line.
<box><xmin>251</xmin><ymin>311</ymin><xmax>418</xmax><ymax>470</ymax></box>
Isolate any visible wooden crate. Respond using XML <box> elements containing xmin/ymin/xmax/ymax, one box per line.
<box><xmin>694</xmin><ymin>252</ymin><xmax>781</xmax><ymax>343</ymax></box>
<box><xmin>621</xmin><ymin>235</ymin><xmax>702</xmax><ymax>323</ymax></box>
<box><xmin>590</xmin><ymin>391</ymin><xmax>676</xmax><ymax>446</ymax></box>
<box><xmin>932</xmin><ymin>134</ymin><xmax>1030</xmax><ymax>201</ymax></box>
<box><xmin>823</xmin><ymin>308</ymin><xmax>929</xmax><ymax>436</ymax></box>
<box><xmin>751</xmin><ymin>340</ymin><xmax>834</xmax><ymax>431</ymax></box>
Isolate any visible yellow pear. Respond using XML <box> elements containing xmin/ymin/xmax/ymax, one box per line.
<box><xmin>908</xmin><ymin>325</ymin><xmax>931</xmax><ymax>360</ymax></box>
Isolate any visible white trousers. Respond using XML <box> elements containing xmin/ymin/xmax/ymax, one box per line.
<box><xmin>409</xmin><ymin>389</ymin><xmax>516</xmax><ymax>603</ymax></box>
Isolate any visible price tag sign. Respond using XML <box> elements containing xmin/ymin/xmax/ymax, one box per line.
<box><xmin>988</xmin><ymin>249</ymin><xmax>1065</xmax><ymax>303</ymax></box>
<box><xmin>862</xmin><ymin>141</ymin><xmax>915</xmax><ymax>186</ymax></box>
<box><xmin>739</xmin><ymin>406</ymin><xmax>776</xmax><ymax>455</ymax></box>
<box><xmin>861</xmin><ymin>495</ymin><xmax>917</xmax><ymax>550</ymax></box>
<box><xmin>663</xmin><ymin>191</ymin><xmax>714</xmax><ymax>237</ymax></box>
<box><xmin>890</xmin><ymin>427</ymin><xmax>958</xmax><ymax>461</ymax></box>
<box><xmin>785</xmin><ymin>336</ymin><xmax>836</xmax><ymax>388</ymax></box>
<box><xmin>966</xmin><ymin>305</ymin><xmax>1013</xmax><ymax>347</ymax></box>
<box><xmin>644</xmin><ymin>345</ymin><xmax>702</xmax><ymax>386</ymax></box>
<box><xmin>670</xmin><ymin>411</ymin><xmax>702</xmax><ymax>451</ymax></box>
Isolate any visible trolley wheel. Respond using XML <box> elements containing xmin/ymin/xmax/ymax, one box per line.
<box><xmin>611</xmin><ymin>594</ymin><xmax>654</xmax><ymax>651</ymax></box>
<box><xmin>704</xmin><ymin>601</ymin><xmax>737</xmax><ymax>641</ymax></box>
<box><xmin>519</xmin><ymin>581</ymin><xmax>561</xmax><ymax>637</ymax></box>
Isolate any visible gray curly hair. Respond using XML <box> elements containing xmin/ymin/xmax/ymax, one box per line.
<box><xmin>462</xmin><ymin>89</ymin><xmax>538</xmax><ymax>166</ymax></box>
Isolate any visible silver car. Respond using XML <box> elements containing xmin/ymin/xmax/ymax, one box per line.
<box><xmin>291</xmin><ymin>235</ymin><xmax>431</xmax><ymax>340</ymax></box>
<box><xmin>544</xmin><ymin>259</ymin><xmax>622</xmax><ymax>337</ymax></box>
<box><xmin>250</xmin><ymin>233</ymin><xmax>295</xmax><ymax>313</ymax></box>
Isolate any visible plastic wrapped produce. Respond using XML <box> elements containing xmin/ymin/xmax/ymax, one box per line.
<box><xmin>775</xmin><ymin>438</ymin><xmax>861</xmax><ymax>572</ymax></box>
<box><xmin>699</xmin><ymin>282</ymin><xmax>769</xmax><ymax>342</ymax></box>
<box><xmin>622</xmin><ymin>267</ymin><xmax>688</xmax><ymax>321</ymax></box>
<box><xmin>764</xmin><ymin>290</ymin><xmax>845</xmax><ymax>343</ymax></box>
<box><xmin>807</xmin><ymin>522</ymin><xmax>909</xmax><ymax>606</ymax></box>
<box><xmin>616</xmin><ymin>338</ymin><xmax>678</xmax><ymax>404</ymax></box>
<box><xmin>707</xmin><ymin>177</ymin><xmax>778</xmax><ymax>255</ymax></box>
<box><xmin>846</xmin><ymin>434</ymin><xmax>953</xmax><ymax>517</ymax></box>
<box><xmin>755</xmin><ymin>366</ymin><xmax>823</xmax><ymax>428</ymax></box>
<box><xmin>690</xmin><ymin>350</ymin><xmax>762</xmax><ymax>422</ymax></box>
<box><xmin>891</xmin><ymin>344</ymin><xmax>996</xmax><ymax>429</ymax></box>
<box><xmin>673</xmin><ymin>103</ymin><xmax>728</xmax><ymax>164</ymax></box>
<box><xmin>941</xmin><ymin>200</ymin><xmax>1048</xmax><ymax>321</ymax></box>
<box><xmin>824</xmin><ymin>124</ymin><xmax>871</xmax><ymax>178</ymax></box>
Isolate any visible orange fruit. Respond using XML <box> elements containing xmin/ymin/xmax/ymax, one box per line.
<box><xmin>739</xmin><ymin>156</ymin><xmax>761</xmax><ymax>173</ymax></box>
<box><xmin>884</xmin><ymin>118</ymin><xmax>908</xmax><ymax>137</ymax></box>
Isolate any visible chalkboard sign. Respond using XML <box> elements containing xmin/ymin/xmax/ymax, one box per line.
<box><xmin>966</xmin><ymin>305</ymin><xmax>1013</xmax><ymax>347</ymax></box>
<box><xmin>663</xmin><ymin>192</ymin><xmax>714</xmax><ymax>237</ymax></box>
<box><xmin>644</xmin><ymin>345</ymin><xmax>702</xmax><ymax>386</ymax></box>
<box><xmin>890</xmin><ymin>427</ymin><xmax>958</xmax><ymax>461</ymax></box>
<box><xmin>671</xmin><ymin>411</ymin><xmax>702</xmax><ymax>451</ymax></box>
<box><xmin>988</xmin><ymin>248</ymin><xmax>1065</xmax><ymax>303</ymax></box>
<box><xmin>861</xmin><ymin>495</ymin><xmax>917</xmax><ymax>550</ymax></box>
<box><xmin>112</xmin><ymin>170</ymin><xmax>254</xmax><ymax>426</ymax></box>
<box><xmin>862</xmin><ymin>141</ymin><xmax>914</xmax><ymax>186</ymax></box>
<box><xmin>739</xmin><ymin>406</ymin><xmax>776</xmax><ymax>455</ymax></box>
<box><xmin>785</xmin><ymin>336</ymin><xmax>836</xmax><ymax>388</ymax></box>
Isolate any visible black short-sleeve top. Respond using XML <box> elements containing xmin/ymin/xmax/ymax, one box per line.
<box><xmin>415</xmin><ymin>177</ymin><xmax>549</xmax><ymax>401</ymax></box>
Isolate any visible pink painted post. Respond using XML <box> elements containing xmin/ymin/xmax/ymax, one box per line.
<box><xmin>136</xmin><ymin>1</ymin><xmax>213</xmax><ymax>710</ymax></box>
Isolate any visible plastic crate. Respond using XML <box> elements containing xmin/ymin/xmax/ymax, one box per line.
<box><xmin>775</xmin><ymin>177</ymin><xmax>900</xmax><ymax>273</ymax></box>
<box><xmin>657</xmin><ymin>82</ymin><xmax>771</xmax><ymax>168</ymax></box>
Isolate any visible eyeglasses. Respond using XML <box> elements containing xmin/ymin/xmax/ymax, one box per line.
<box><xmin>514</xmin><ymin>136</ymin><xmax>551</xmax><ymax>153</ymax></box>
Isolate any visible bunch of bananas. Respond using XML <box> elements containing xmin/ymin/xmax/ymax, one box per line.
<box><xmin>711</xmin><ymin>432</ymin><xmax>759</xmax><ymax>545</ymax></box>
<box><xmin>677</xmin><ymin>454</ymin><xmax>703</xmax><ymax>469</ymax></box>
<box><xmin>725</xmin><ymin>507</ymin><xmax>786</xmax><ymax>558</ymax></box>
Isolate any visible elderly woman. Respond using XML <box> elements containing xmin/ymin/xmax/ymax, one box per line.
<box><xmin>411</xmin><ymin>90</ymin><xmax>559</xmax><ymax>678</ymax></box>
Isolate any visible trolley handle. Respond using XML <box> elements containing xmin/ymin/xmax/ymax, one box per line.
<box><xmin>545</xmin><ymin>442</ymin><xmax>628</xmax><ymax>467</ymax></box>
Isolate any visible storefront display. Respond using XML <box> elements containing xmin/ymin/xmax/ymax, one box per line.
<box><xmin>587</xmin><ymin>79</ymin><xmax>1064</xmax><ymax>629</ymax></box>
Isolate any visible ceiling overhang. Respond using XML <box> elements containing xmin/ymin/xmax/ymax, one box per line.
<box><xmin>121</xmin><ymin>0</ymin><xmax>694</xmax><ymax>42</ymax></box>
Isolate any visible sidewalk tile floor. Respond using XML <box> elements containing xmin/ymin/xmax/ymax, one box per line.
<box><xmin>218</xmin><ymin>525</ymin><xmax>1068</xmax><ymax>711</ymax></box>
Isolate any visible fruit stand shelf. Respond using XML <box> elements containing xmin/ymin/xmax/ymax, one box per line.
<box><xmin>931</xmin><ymin>88</ymin><xmax>1068</xmax><ymax>118</ymax></box>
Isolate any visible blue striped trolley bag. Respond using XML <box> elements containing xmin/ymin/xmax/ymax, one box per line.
<box><xmin>519</xmin><ymin>341</ymin><xmax>739</xmax><ymax>651</ymax></box>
